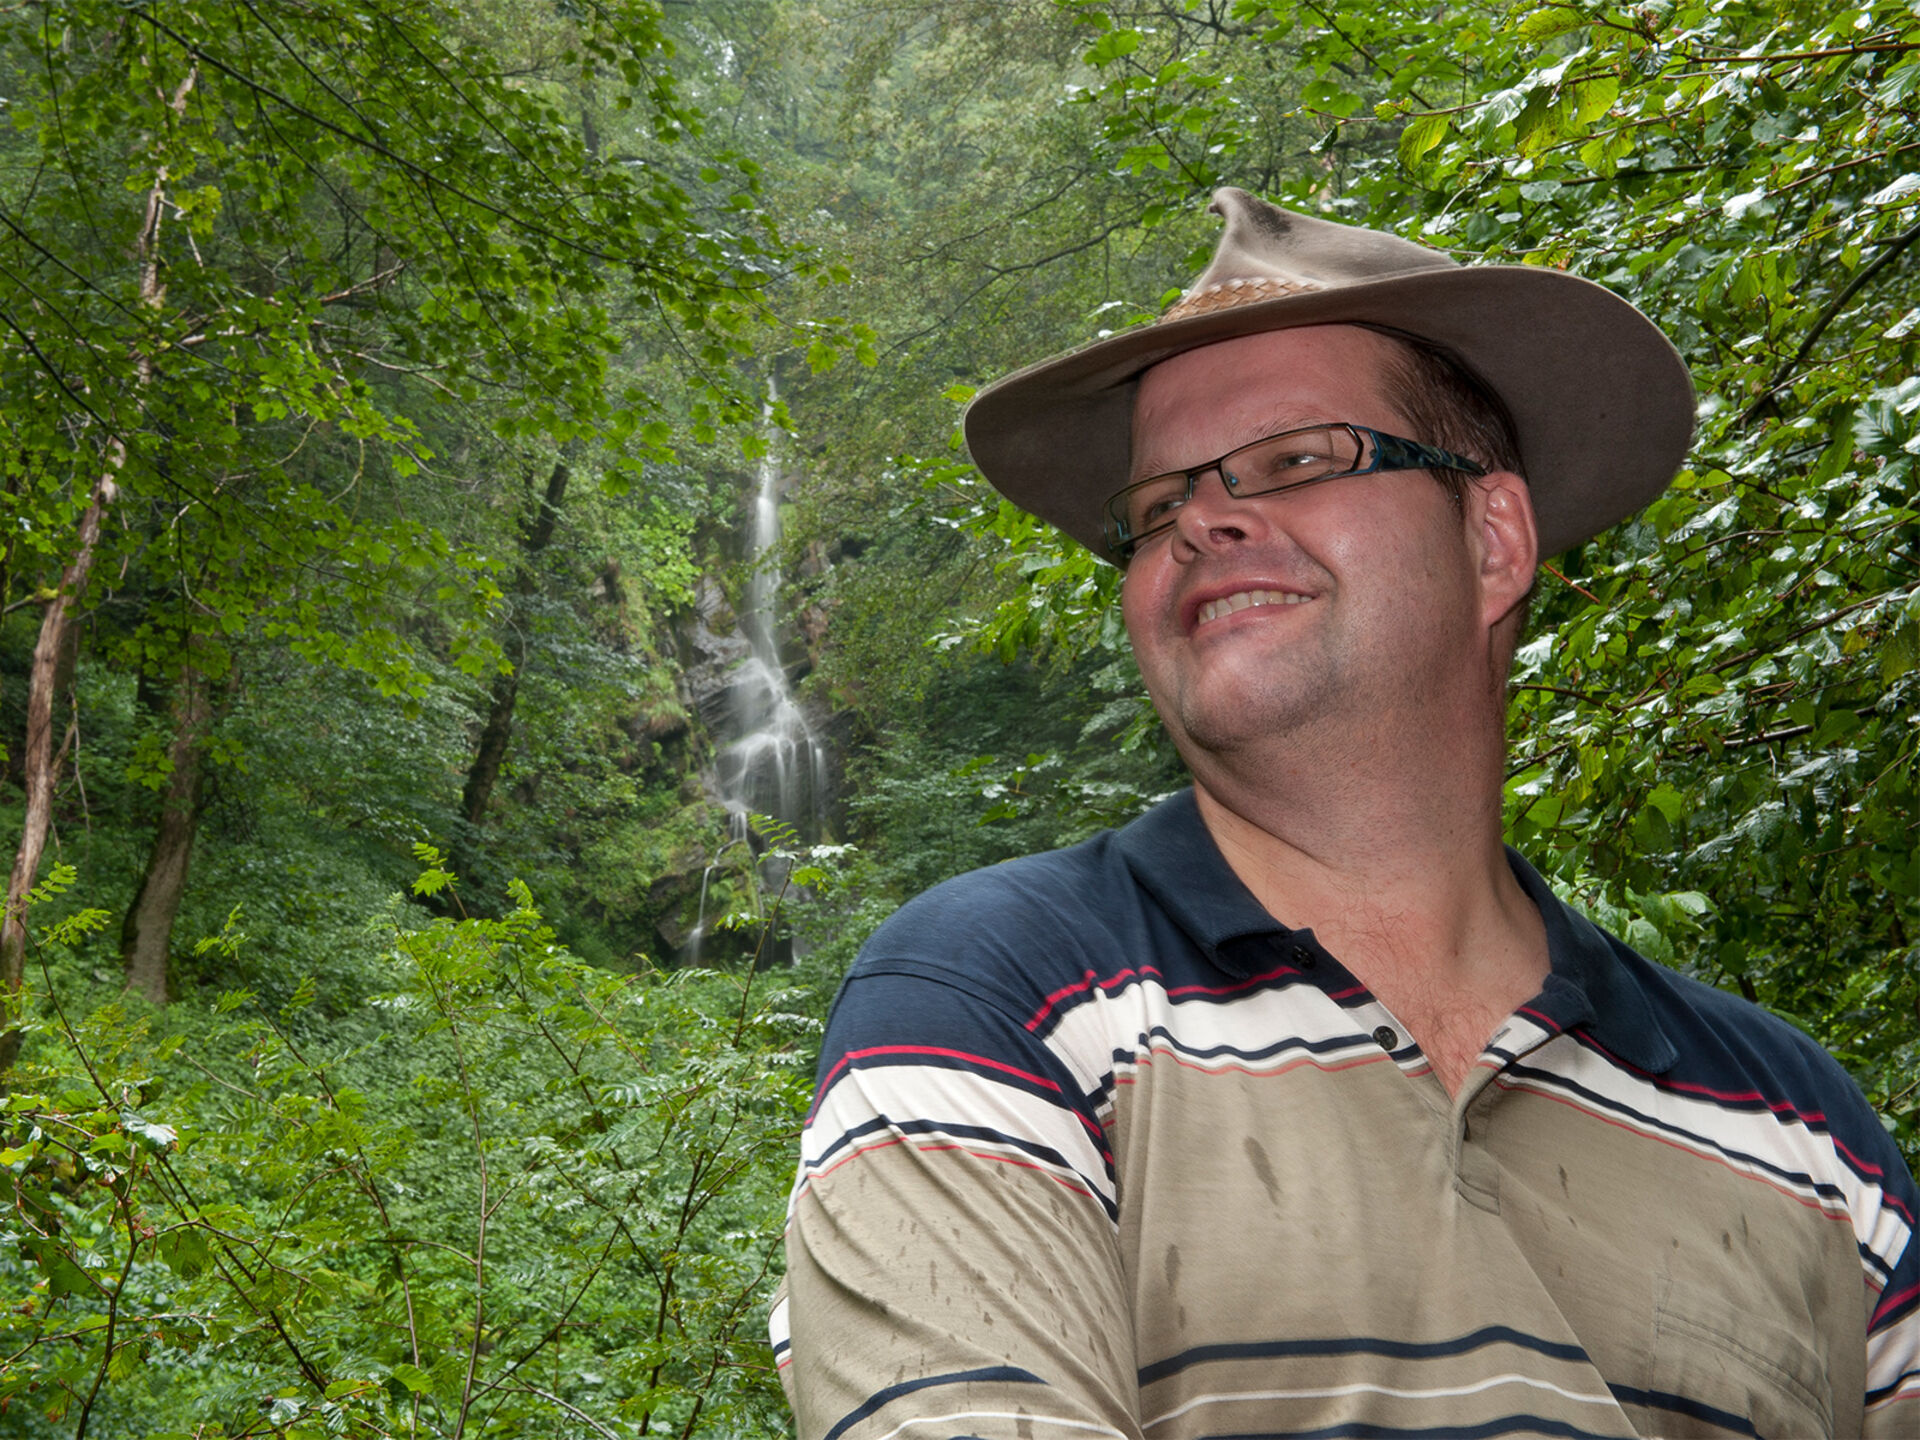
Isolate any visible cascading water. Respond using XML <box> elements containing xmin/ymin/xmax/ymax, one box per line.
<box><xmin>685</xmin><ymin>379</ymin><xmax>825</xmax><ymax>962</ymax></box>
<box><xmin>716</xmin><ymin>381</ymin><xmax>825</xmax><ymax>844</ymax></box>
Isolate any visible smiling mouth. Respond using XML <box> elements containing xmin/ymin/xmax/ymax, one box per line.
<box><xmin>1196</xmin><ymin>589</ymin><xmax>1312</xmax><ymax>625</ymax></box>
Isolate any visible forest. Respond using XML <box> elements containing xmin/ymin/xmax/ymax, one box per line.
<box><xmin>0</xmin><ymin>0</ymin><xmax>1915</xmax><ymax>1434</ymax></box>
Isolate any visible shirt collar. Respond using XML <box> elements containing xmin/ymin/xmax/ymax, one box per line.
<box><xmin>1116</xmin><ymin>788</ymin><xmax>1287</xmax><ymax>970</ymax></box>
<box><xmin>1504</xmin><ymin>847</ymin><xmax>1679</xmax><ymax>1074</ymax></box>
<box><xmin>1115</xmin><ymin>788</ymin><xmax>1679</xmax><ymax>1074</ymax></box>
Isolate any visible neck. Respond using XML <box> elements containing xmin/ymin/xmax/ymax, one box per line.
<box><xmin>1183</xmin><ymin>699</ymin><xmax>1543</xmax><ymax>998</ymax></box>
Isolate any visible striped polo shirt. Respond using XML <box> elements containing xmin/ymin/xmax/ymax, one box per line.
<box><xmin>774</xmin><ymin>789</ymin><xmax>1920</xmax><ymax>1438</ymax></box>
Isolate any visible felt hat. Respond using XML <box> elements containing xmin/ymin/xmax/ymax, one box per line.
<box><xmin>962</xmin><ymin>188</ymin><xmax>1694</xmax><ymax>560</ymax></box>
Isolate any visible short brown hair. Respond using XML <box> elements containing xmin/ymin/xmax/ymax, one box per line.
<box><xmin>1368</xmin><ymin>326</ymin><xmax>1525</xmax><ymax>507</ymax></box>
<box><xmin>1369</xmin><ymin>326</ymin><xmax>1536</xmax><ymax>658</ymax></box>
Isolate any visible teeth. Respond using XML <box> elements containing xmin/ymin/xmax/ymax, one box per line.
<box><xmin>1198</xmin><ymin>589</ymin><xmax>1310</xmax><ymax>624</ymax></box>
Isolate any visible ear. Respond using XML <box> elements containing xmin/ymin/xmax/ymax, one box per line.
<box><xmin>1467</xmin><ymin>471</ymin><xmax>1539</xmax><ymax>629</ymax></box>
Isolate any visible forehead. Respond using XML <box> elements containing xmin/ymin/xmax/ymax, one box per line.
<box><xmin>1129</xmin><ymin>324</ymin><xmax>1406</xmax><ymax>479</ymax></box>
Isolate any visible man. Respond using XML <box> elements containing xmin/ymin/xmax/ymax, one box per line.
<box><xmin>772</xmin><ymin>189</ymin><xmax>1920</xmax><ymax>1438</ymax></box>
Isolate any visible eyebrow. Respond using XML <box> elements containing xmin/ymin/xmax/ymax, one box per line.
<box><xmin>1130</xmin><ymin>412</ymin><xmax>1331</xmax><ymax>481</ymax></box>
<box><xmin>1257</xmin><ymin>409</ymin><xmax>1331</xmax><ymax>437</ymax></box>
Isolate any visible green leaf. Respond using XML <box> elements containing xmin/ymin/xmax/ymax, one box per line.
<box><xmin>1301</xmin><ymin>79</ymin><xmax>1363</xmax><ymax>118</ymax></box>
<box><xmin>1880</xmin><ymin>620</ymin><xmax>1918</xmax><ymax>681</ymax></box>
<box><xmin>1085</xmin><ymin>27</ymin><xmax>1143</xmax><ymax>65</ymax></box>
<box><xmin>1578</xmin><ymin>129</ymin><xmax>1633</xmax><ymax>176</ymax></box>
<box><xmin>1515</xmin><ymin>7</ymin><xmax>1588</xmax><ymax>43</ymax></box>
<box><xmin>24</xmin><ymin>862</ymin><xmax>77</xmax><ymax>906</ymax></box>
<box><xmin>390</xmin><ymin>1363</ymin><xmax>435</xmax><ymax>1395</ymax></box>
<box><xmin>1398</xmin><ymin>112</ymin><xmax>1449</xmax><ymax>165</ymax></box>
<box><xmin>1646</xmin><ymin>785</ymin><xmax>1686</xmax><ymax>823</ymax></box>
<box><xmin>23</xmin><ymin>1236</ymin><xmax>93</xmax><ymax>1298</ymax></box>
<box><xmin>1877</xmin><ymin>59</ymin><xmax>1920</xmax><ymax>107</ymax></box>
<box><xmin>413</xmin><ymin>867</ymin><xmax>456</xmax><ymax>898</ymax></box>
<box><xmin>1571</xmin><ymin>75</ymin><xmax>1619</xmax><ymax>126</ymax></box>
<box><xmin>1866</xmin><ymin>174</ymin><xmax>1920</xmax><ymax>207</ymax></box>
<box><xmin>119</xmin><ymin>1110</ymin><xmax>178</xmax><ymax>1153</ymax></box>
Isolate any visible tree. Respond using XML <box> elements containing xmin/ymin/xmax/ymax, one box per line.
<box><xmin>0</xmin><ymin>0</ymin><xmax>782</xmax><ymax>1033</ymax></box>
<box><xmin>460</xmin><ymin>458</ymin><xmax>572</xmax><ymax>837</ymax></box>
<box><xmin>117</xmin><ymin>656</ymin><xmax>217</xmax><ymax>1004</ymax></box>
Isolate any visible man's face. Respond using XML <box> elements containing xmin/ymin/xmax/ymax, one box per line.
<box><xmin>1119</xmin><ymin>324</ymin><xmax>1503</xmax><ymax>763</ymax></box>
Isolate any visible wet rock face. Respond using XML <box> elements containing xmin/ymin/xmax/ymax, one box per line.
<box><xmin>649</xmin><ymin>870</ymin><xmax>699</xmax><ymax>952</ymax></box>
<box><xmin>677</xmin><ymin>577</ymin><xmax>818</xmax><ymax>778</ymax></box>
<box><xmin>678</xmin><ymin>575</ymin><xmax>752</xmax><ymax>732</ymax></box>
<box><xmin>646</xmin><ymin>867</ymin><xmax>759</xmax><ymax>968</ymax></box>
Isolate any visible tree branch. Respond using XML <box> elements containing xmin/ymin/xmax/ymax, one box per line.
<box><xmin>1740</xmin><ymin>218</ymin><xmax>1920</xmax><ymax>425</ymax></box>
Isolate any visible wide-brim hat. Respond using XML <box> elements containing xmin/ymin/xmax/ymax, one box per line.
<box><xmin>963</xmin><ymin>188</ymin><xmax>1694</xmax><ymax>561</ymax></box>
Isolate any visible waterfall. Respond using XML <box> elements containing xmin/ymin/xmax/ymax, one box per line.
<box><xmin>685</xmin><ymin>379</ymin><xmax>825</xmax><ymax>963</ymax></box>
<box><xmin>715</xmin><ymin>380</ymin><xmax>824</xmax><ymax>845</ymax></box>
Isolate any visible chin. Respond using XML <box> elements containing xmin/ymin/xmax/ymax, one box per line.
<box><xmin>1171</xmin><ymin>696</ymin><xmax>1315</xmax><ymax>758</ymax></box>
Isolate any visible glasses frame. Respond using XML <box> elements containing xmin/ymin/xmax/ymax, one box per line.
<box><xmin>1103</xmin><ymin>422</ymin><xmax>1488</xmax><ymax>563</ymax></box>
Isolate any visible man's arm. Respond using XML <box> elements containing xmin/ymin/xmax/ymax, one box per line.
<box><xmin>1865</xmin><ymin>1185</ymin><xmax>1920</xmax><ymax>1435</ymax></box>
<box><xmin>778</xmin><ymin>962</ymin><xmax>1142</xmax><ymax>1440</ymax></box>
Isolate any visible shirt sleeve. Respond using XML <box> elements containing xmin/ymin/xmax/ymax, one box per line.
<box><xmin>1865</xmin><ymin>1182</ymin><xmax>1920</xmax><ymax>1434</ymax></box>
<box><xmin>777</xmin><ymin>962</ymin><xmax>1143</xmax><ymax>1440</ymax></box>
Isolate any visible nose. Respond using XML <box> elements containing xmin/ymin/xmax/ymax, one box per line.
<box><xmin>1170</xmin><ymin>468</ymin><xmax>1261</xmax><ymax>556</ymax></box>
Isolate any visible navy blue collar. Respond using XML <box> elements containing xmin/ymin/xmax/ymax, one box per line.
<box><xmin>1115</xmin><ymin>788</ymin><xmax>1678</xmax><ymax>1075</ymax></box>
<box><xmin>1505</xmin><ymin>851</ymin><xmax>1678</xmax><ymax>1073</ymax></box>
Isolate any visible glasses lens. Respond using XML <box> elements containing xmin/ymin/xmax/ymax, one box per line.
<box><xmin>1223</xmin><ymin>425</ymin><xmax>1365</xmax><ymax>496</ymax></box>
<box><xmin>1114</xmin><ymin>473</ymin><xmax>1192</xmax><ymax>543</ymax></box>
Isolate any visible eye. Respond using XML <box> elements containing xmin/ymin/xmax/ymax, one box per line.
<box><xmin>1139</xmin><ymin>492</ymin><xmax>1185</xmax><ymax>524</ymax></box>
<box><xmin>1229</xmin><ymin>428</ymin><xmax>1356</xmax><ymax>490</ymax></box>
<box><xmin>1124</xmin><ymin>476</ymin><xmax>1189</xmax><ymax>532</ymax></box>
<box><xmin>1265</xmin><ymin>440</ymin><xmax>1340</xmax><ymax>476</ymax></box>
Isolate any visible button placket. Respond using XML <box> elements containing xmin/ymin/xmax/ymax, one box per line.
<box><xmin>1452</xmin><ymin>1086</ymin><xmax>1502</xmax><ymax>1212</ymax></box>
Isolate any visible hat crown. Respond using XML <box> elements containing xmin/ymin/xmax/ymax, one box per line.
<box><xmin>1164</xmin><ymin>188</ymin><xmax>1456</xmax><ymax>323</ymax></box>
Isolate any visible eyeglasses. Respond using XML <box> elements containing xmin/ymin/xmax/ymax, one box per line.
<box><xmin>1103</xmin><ymin>422</ymin><xmax>1487</xmax><ymax>562</ymax></box>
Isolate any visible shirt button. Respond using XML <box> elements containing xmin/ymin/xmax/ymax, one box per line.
<box><xmin>1372</xmin><ymin>1025</ymin><xmax>1400</xmax><ymax>1051</ymax></box>
<box><xmin>1289</xmin><ymin>944</ymin><xmax>1316</xmax><ymax>969</ymax></box>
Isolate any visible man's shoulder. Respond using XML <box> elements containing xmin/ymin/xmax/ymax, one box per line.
<box><xmin>815</xmin><ymin>828</ymin><xmax>1158</xmax><ymax>1091</ymax></box>
<box><xmin>1598</xmin><ymin>929</ymin><xmax>1900</xmax><ymax>1157</ymax></box>
<box><xmin>856</xmin><ymin>828</ymin><xmax>1139</xmax><ymax>984</ymax></box>
<box><xmin>1615</xmin><ymin>937</ymin><xmax>1844</xmax><ymax>1075</ymax></box>
<box><xmin>1522</xmin><ymin>855</ymin><xmax>1875</xmax><ymax>1120</ymax></box>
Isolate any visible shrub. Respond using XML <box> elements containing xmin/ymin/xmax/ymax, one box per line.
<box><xmin>1</xmin><ymin>856</ymin><xmax>816</xmax><ymax>1438</ymax></box>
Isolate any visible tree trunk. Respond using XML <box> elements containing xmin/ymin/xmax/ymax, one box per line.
<box><xmin>458</xmin><ymin>458</ymin><xmax>569</xmax><ymax>829</ymax></box>
<box><xmin>0</xmin><ymin>472</ymin><xmax>116</xmax><ymax>1071</ymax></box>
<box><xmin>119</xmin><ymin>667</ymin><xmax>212</xmax><ymax>1006</ymax></box>
<box><xmin>0</xmin><ymin>70</ymin><xmax>190</xmax><ymax>1070</ymax></box>
<box><xmin>462</xmin><ymin>669</ymin><xmax>521</xmax><ymax>828</ymax></box>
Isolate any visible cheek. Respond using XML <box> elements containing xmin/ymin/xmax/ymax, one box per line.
<box><xmin>1118</xmin><ymin>564</ymin><xmax>1165</xmax><ymax>640</ymax></box>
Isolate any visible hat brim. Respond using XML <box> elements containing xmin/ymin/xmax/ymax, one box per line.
<box><xmin>963</xmin><ymin>265</ymin><xmax>1694</xmax><ymax>561</ymax></box>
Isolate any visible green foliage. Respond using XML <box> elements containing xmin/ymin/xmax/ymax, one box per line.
<box><xmin>813</xmin><ymin>649</ymin><xmax>1183</xmax><ymax>959</ymax></box>
<box><xmin>0</xmin><ymin>864</ymin><xmax>813</xmax><ymax>1438</ymax></box>
<box><xmin>0</xmin><ymin>0</ymin><xmax>777</xmax><ymax>646</ymax></box>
